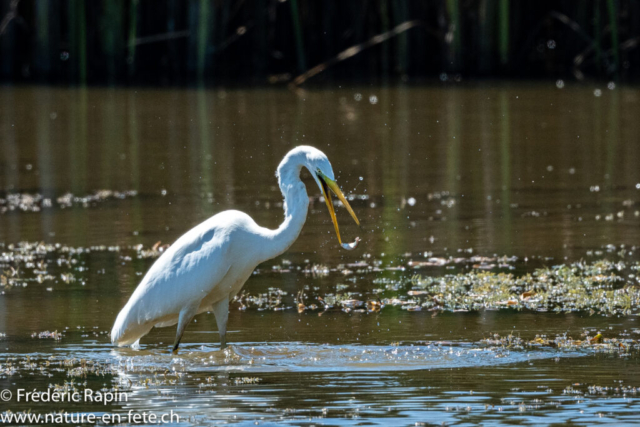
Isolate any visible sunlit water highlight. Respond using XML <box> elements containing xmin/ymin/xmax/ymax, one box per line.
<box><xmin>114</xmin><ymin>342</ymin><xmax>583</xmax><ymax>373</ymax></box>
<box><xmin>6</xmin><ymin>341</ymin><xmax>634</xmax><ymax>426</ymax></box>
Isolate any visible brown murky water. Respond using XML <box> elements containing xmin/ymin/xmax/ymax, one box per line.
<box><xmin>1</xmin><ymin>84</ymin><xmax>640</xmax><ymax>425</ymax></box>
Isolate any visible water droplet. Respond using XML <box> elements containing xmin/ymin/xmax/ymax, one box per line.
<box><xmin>369</xmin><ymin>95</ymin><xmax>378</xmax><ymax>105</ymax></box>
<box><xmin>556</xmin><ymin>79</ymin><xmax>564</xmax><ymax>89</ymax></box>
<box><xmin>594</xmin><ymin>89</ymin><xmax>602</xmax><ymax>97</ymax></box>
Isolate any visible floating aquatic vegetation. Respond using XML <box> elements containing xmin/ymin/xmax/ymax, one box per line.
<box><xmin>1</xmin><ymin>238</ymin><xmax>639</xmax><ymax>318</ymax></box>
<box><xmin>0</xmin><ymin>353</ymin><xmax>122</xmax><ymax>393</ymax></box>
<box><xmin>134</xmin><ymin>241</ymin><xmax>171</xmax><ymax>259</ymax></box>
<box><xmin>31</xmin><ymin>330</ymin><xmax>63</xmax><ymax>340</ymax></box>
<box><xmin>57</xmin><ymin>190</ymin><xmax>138</xmax><ymax>208</ymax></box>
<box><xmin>232</xmin><ymin>260</ymin><xmax>640</xmax><ymax>317</ymax></box>
<box><xmin>301</xmin><ymin>263</ymin><xmax>330</xmax><ymax>277</ymax></box>
<box><xmin>233</xmin><ymin>377</ymin><xmax>261</xmax><ymax>385</ymax></box>
<box><xmin>0</xmin><ymin>190</ymin><xmax>137</xmax><ymax>214</ymax></box>
<box><xmin>0</xmin><ymin>361</ymin><xmax>18</xmax><ymax>376</ymax></box>
<box><xmin>408</xmin><ymin>255</ymin><xmax>518</xmax><ymax>270</ymax></box>
<box><xmin>0</xmin><ymin>240</ymin><xmax>180</xmax><ymax>292</ymax></box>
<box><xmin>235</xmin><ymin>288</ymin><xmax>289</xmax><ymax>311</ymax></box>
<box><xmin>407</xmin><ymin>260</ymin><xmax>639</xmax><ymax>315</ymax></box>
<box><xmin>480</xmin><ymin>331</ymin><xmax>640</xmax><ymax>355</ymax></box>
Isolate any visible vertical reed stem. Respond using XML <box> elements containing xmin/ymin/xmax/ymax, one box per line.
<box><xmin>290</xmin><ymin>0</ymin><xmax>306</xmax><ymax>72</ymax></box>
<box><xmin>498</xmin><ymin>0</ymin><xmax>509</xmax><ymax>66</ymax></box>
<box><xmin>380</xmin><ymin>0</ymin><xmax>390</xmax><ymax>79</ymax></box>
<box><xmin>197</xmin><ymin>0</ymin><xmax>209</xmax><ymax>84</ymax></box>
<box><xmin>128</xmin><ymin>0</ymin><xmax>138</xmax><ymax>81</ymax></box>
<box><xmin>78</xmin><ymin>0</ymin><xmax>87</xmax><ymax>84</ymax></box>
<box><xmin>446</xmin><ymin>0</ymin><xmax>461</xmax><ymax>70</ymax></box>
<box><xmin>606</xmin><ymin>0</ymin><xmax>619</xmax><ymax>79</ymax></box>
<box><xmin>594</xmin><ymin>0</ymin><xmax>602</xmax><ymax>75</ymax></box>
<box><xmin>35</xmin><ymin>0</ymin><xmax>50</xmax><ymax>79</ymax></box>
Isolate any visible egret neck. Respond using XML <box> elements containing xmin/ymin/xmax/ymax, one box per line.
<box><xmin>262</xmin><ymin>152</ymin><xmax>311</xmax><ymax>260</ymax></box>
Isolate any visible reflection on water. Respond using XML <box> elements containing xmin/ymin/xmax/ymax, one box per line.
<box><xmin>1</xmin><ymin>84</ymin><xmax>640</xmax><ymax>425</ymax></box>
<box><xmin>1</xmin><ymin>84</ymin><xmax>639</xmax><ymax>258</ymax></box>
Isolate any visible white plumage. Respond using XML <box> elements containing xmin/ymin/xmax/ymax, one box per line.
<box><xmin>111</xmin><ymin>146</ymin><xmax>359</xmax><ymax>352</ymax></box>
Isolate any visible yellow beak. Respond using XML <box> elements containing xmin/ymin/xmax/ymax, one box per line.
<box><xmin>318</xmin><ymin>173</ymin><xmax>360</xmax><ymax>246</ymax></box>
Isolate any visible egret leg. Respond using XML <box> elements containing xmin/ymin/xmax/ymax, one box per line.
<box><xmin>211</xmin><ymin>295</ymin><xmax>230</xmax><ymax>349</ymax></box>
<box><xmin>171</xmin><ymin>301</ymin><xmax>200</xmax><ymax>354</ymax></box>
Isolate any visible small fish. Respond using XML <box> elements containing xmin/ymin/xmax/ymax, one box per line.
<box><xmin>341</xmin><ymin>237</ymin><xmax>361</xmax><ymax>251</ymax></box>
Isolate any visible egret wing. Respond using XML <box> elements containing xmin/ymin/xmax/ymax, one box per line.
<box><xmin>111</xmin><ymin>219</ymin><xmax>233</xmax><ymax>345</ymax></box>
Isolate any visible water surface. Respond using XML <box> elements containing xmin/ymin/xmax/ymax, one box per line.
<box><xmin>1</xmin><ymin>84</ymin><xmax>640</xmax><ymax>425</ymax></box>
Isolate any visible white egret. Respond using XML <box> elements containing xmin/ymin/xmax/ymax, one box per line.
<box><xmin>111</xmin><ymin>146</ymin><xmax>360</xmax><ymax>352</ymax></box>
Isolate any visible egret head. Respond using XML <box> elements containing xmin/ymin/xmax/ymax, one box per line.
<box><xmin>299</xmin><ymin>147</ymin><xmax>360</xmax><ymax>249</ymax></box>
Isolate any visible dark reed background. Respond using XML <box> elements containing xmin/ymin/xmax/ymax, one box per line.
<box><xmin>1</xmin><ymin>0</ymin><xmax>639</xmax><ymax>86</ymax></box>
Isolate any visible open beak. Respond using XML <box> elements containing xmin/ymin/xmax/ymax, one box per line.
<box><xmin>318</xmin><ymin>173</ymin><xmax>360</xmax><ymax>250</ymax></box>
